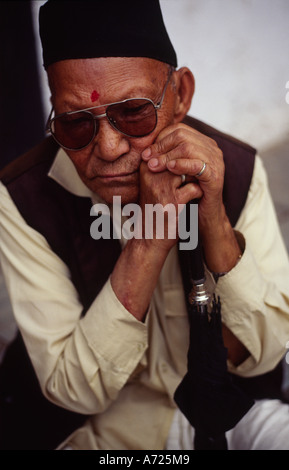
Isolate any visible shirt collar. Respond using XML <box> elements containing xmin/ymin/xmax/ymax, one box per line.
<box><xmin>48</xmin><ymin>147</ymin><xmax>97</xmax><ymax>200</ymax></box>
<box><xmin>47</xmin><ymin>147</ymin><xmax>129</xmax><ymax>247</ymax></box>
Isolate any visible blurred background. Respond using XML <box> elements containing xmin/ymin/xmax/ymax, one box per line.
<box><xmin>0</xmin><ymin>1</ymin><xmax>289</xmax><ymax>382</ymax></box>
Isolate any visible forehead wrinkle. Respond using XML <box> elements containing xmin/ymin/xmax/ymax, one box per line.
<box><xmin>58</xmin><ymin>81</ymin><xmax>163</xmax><ymax>112</ymax></box>
<box><xmin>96</xmin><ymin>68</ymin><xmax>165</xmax><ymax>100</ymax></box>
<box><xmin>107</xmin><ymin>64</ymin><xmax>168</xmax><ymax>101</ymax></box>
<box><xmin>49</xmin><ymin>58</ymin><xmax>169</xmax><ymax>110</ymax></box>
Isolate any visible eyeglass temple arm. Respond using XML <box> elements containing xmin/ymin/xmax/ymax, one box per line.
<box><xmin>45</xmin><ymin>107</ymin><xmax>55</xmax><ymax>132</ymax></box>
<box><xmin>155</xmin><ymin>66</ymin><xmax>174</xmax><ymax>110</ymax></box>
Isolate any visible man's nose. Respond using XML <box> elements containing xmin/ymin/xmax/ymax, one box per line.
<box><xmin>96</xmin><ymin>119</ymin><xmax>130</xmax><ymax>161</ymax></box>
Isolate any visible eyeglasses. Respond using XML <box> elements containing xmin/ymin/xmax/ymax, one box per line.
<box><xmin>46</xmin><ymin>67</ymin><xmax>173</xmax><ymax>151</ymax></box>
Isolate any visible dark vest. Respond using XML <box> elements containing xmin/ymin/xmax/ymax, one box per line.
<box><xmin>0</xmin><ymin>116</ymin><xmax>281</xmax><ymax>450</ymax></box>
<box><xmin>0</xmin><ymin>116</ymin><xmax>256</xmax><ymax>310</ymax></box>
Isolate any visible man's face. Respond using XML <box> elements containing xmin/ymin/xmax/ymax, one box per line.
<box><xmin>48</xmin><ymin>57</ymin><xmax>177</xmax><ymax>205</ymax></box>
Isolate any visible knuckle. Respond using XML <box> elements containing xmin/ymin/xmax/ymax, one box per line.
<box><xmin>174</xmin><ymin>127</ymin><xmax>186</xmax><ymax>138</ymax></box>
<box><xmin>184</xmin><ymin>159</ymin><xmax>192</xmax><ymax>172</ymax></box>
<box><xmin>163</xmin><ymin>153</ymin><xmax>171</xmax><ymax>166</ymax></box>
<box><xmin>217</xmin><ymin>148</ymin><xmax>224</xmax><ymax>160</ymax></box>
<box><xmin>208</xmin><ymin>138</ymin><xmax>223</xmax><ymax>155</ymax></box>
<box><xmin>207</xmin><ymin>136</ymin><xmax>219</xmax><ymax>148</ymax></box>
<box><xmin>176</xmin><ymin>127</ymin><xmax>191</xmax><ymax>144</ymax></box>
<box><xmin>156</xmin><ymin>139</ymin><xmax>167</xmax><ymax>155</ymax></box>
<box><xmin>212</xmin><ymin>142</ymin><xmax>223</xmax><ymax>159</ymax></box>
<box><xmin>178</xmin><ymin>142</ymin><xmax>189</xmax><ymax>155</ymax></box>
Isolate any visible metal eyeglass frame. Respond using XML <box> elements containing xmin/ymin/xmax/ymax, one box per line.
<box><xmin>45</xmin><ymin>66</ymin><xmax>174</xmax><ymax>151</ymax></box>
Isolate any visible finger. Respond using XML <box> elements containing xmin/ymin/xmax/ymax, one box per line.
<box><xmin>141</xmin><ymin>133</ymin><xmax>178</xmax><ymax>163</ymax></box>
<box><xmin>145</xmin><ymin>144</ymin><xmax>213</xmax><ymax>173</ymax></box>
<box><xmin>142</xmin><ymin>125</ymin><xmax>218</xmax><ymax>161</ymax></box>
<box><xmin>167</xmin><ymin>158</ymin><xmax>211</xmax><ymax>182</ymax></box>
<box><xmin>140</xmin><ymin>161</ymin><xmax>185</xmax><ymax>192</ymax></box>
<box><xmin>176</xmin><ymin>182</ymin><xmax>203</xmax><ymax>204</ymax></box>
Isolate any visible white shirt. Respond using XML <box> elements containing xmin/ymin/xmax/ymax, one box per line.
<box><xmin>0</xmin><ymin>148</ymin><xmax>289</xmax><ymax>449</ymax></box>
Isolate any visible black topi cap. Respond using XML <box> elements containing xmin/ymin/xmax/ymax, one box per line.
<box><xmin>39</xmin><ymin>0</ymin><xmax>177</xmax><ymax>70</ymax></box>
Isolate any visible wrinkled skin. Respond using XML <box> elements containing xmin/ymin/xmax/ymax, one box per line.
<box><xmin>48</xmin><ymin>57</ymin><xmax>248</xmax><ymax>365</ymax></box>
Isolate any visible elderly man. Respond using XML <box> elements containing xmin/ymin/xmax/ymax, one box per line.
<box><xmin>1</xmin><ymin>1</ymin><xmax>289</xmax><ymax>450</ymax></box>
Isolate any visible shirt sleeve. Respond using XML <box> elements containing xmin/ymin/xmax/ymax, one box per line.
<box><xmin>0</xmin><ymin>181</ymin><xmax>148</xmax><ymax>414</ymax></box>
<box><xmin>215</xmin><ymin>155</ymin><xmax>289</xmax><ymax>376</ymax></box>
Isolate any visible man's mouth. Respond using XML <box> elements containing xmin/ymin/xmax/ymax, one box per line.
<box><xmin>96</xmin><ymin>170</ymin><xmax>139</xmax><ymax>181</ymax></box>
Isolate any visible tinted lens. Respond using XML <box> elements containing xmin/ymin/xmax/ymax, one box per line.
<box><xmin>51</xmin><ymin>111</ymin><xmax>96</xmax><ymax>150</ymax></box>
<box><xmin>106</xmin><ymin>99</ymin><xmax>157</xmax><ymax>137</ymax></box>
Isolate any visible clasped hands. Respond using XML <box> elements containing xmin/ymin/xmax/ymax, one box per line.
<box><xmin>140</xmin><ymin>123</ymin><xmax>225</xmax><ymax>236</ymax></box>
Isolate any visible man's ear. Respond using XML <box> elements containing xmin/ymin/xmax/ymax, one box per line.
<box><xmin>172</xmin><ymin>67</ymin><xmax>195</xmax><ymax>123</ymax></box>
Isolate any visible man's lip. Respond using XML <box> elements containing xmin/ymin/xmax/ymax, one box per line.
<box><xmin>96</xmin><ymin>170</ymin><xmax>138</xmax><ymax>179</ymax></box>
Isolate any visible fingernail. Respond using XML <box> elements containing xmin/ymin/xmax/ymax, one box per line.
<box><xmin>142</xmin><ymin>148</ymin><xmax>151</xmax><ymax>159</ymax></box>
<box><xmin>168</xmin><ymin>160</ymin><xmax>176</xmax><ymax>169</ymax></box>
<box><xmin>149</xmin><ymin>158</ymin><xmax>159</xmax><ymax>168</ymax></box>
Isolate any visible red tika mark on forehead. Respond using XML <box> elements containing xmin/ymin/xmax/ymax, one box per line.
<box><xmin>90</xmin><ymin>90</ymin><xmax>100</xmax><ymax>102</ymax></box>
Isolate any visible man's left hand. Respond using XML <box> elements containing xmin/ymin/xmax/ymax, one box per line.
<box><xmin>141</xmin><ymin>123</ymin><xmax>225</xmax><ymax>237</ymax></box>
<box><xmin>141</xmin><ymin>123</ymin><xmax>242</xmax><ymax>275</ymax></box>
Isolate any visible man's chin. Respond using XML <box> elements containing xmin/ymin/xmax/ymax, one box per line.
<box><xmin>92</xmin><ymin>186</ymin><xmax>140</xmax><ymax>206</ymax></box>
